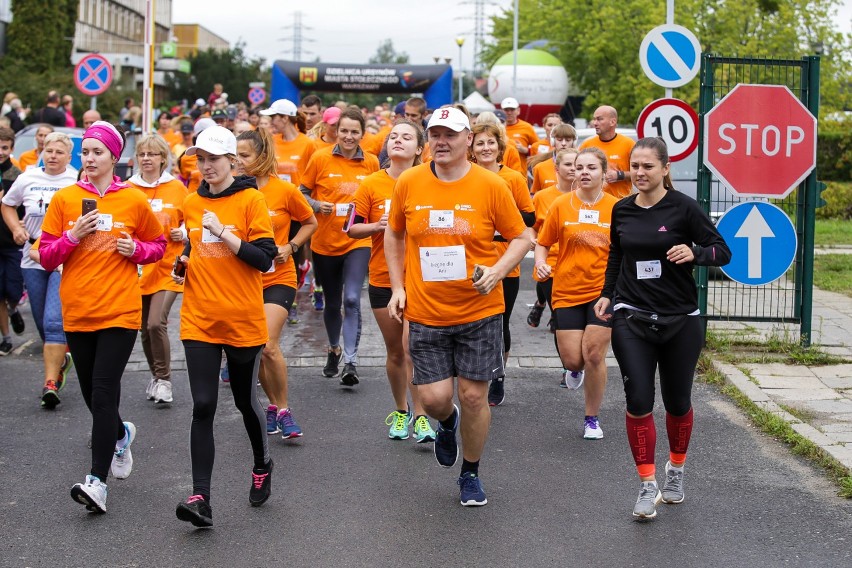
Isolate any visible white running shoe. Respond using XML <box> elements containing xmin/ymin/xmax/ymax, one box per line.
<box><xmin>71</xmin><ymin>475</ymin><xmax>108</xmax><ymax>513</ymax></box>
<box><xmin>561</xmin><ymin>369</ymin><xmax>585</xmax><ymax>390</ymax></box>
<box><xmin>583</xmin><ymin>416</ymin><xmax>604</xmax><ymax>439</ymax></box>
<box><xmin>111</xmin><ymin>422</ymin><xmax>136</xmax><ymax>479</ymax></box>
<box><xmin>145</xmin><ymin>377</ymin><xmax>157</xmax><ymax>400</ymax></box>
<box><xmin>153</xmin><ymin>380</ymin><xmax>173</xmax><ymax>403</ymax></box>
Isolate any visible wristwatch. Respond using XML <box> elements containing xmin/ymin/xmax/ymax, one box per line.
<box><xmin>288</xmin><ymin>241</ymin><xmax>299</xmax><ymax>253</ymax></box>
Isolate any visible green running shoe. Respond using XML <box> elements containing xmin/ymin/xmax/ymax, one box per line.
<box><xmin>412</xmin><ymin>415</ymin><xmax>436</xmax><ymax>443</ymax></box>
<box><xmin>385</xmin><ymin>410</ymin><xmax>410</xmax><ymax>440</ymax></box>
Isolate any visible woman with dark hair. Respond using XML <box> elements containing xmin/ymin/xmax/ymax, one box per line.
<box><xmin>468</xmin><ymin>121</ymin><xmax>535</xmax><ymax>407</ymax></box>
<box><xmin>594</xmin><ymin>137</ymin><xmax>731</xmax><ymax>521</ymax></box>
<box><xmin>236</xmin><ymin>127</ymin><xmax>317</xmax><ymax>439</ymax></box>
<box><xmin>127</xmin><ymin>133</ymin><xmax>188</xmax><ymax>404</ymax></box>
<box><xmin>39</xmin><ymin>121</ymin><xmax>166</xmax><ymax>513</ymax></box>
<box><xmin>349</xmin><ymin>120</ymin><xmax>435</xmax><ymax>442</ymax></box>
<box><xmin>299</xmin><ymin>107</ymin><xmax>379</xmax><ymax>386</ymax></box>
<box><xmin>171</xmin><ymin>126</ymin><xmax>277</xmax><ymax>527</ymax></box>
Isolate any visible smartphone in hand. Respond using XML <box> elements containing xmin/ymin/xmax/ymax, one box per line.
<box><xmin>341</xmin><ymin>203</ymin><xmax>356</xmax><ymax>232</ymax></box>
<box><xmin>173</xmin><ymin>255</ymin><xmax>187</xmax><ymax>277</ymax></box>
<box><xmin>82</xmin><ymin>198</ymin><xmax>97</xmax><ymax>215</ymax></box>
<box><xmin>472</xmin><ymin>265</ymin><xmax>484</xmax><ymax>282</ymax></box>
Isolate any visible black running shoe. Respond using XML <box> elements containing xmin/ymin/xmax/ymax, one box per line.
<box><xmin>176</xmin><ymin>495</ymin><xmax>213</xmax><ymax>527</ymax></box>
<box><xmin>323</xmin><ymin>348</ymin><xmax>342</xmax><ymax>377</ymax></box>
<box><xmin>340</xmin><ymin>362</ymin><xmax>359</xmax><ymax>386</ymax></box>
<box><xmin>488</xmin><ymin>378</ymin><xmax>505</xmax><ymax>407</ymax></box>
<box><xmin>249</xmin><ymin>459</ymin><xmax>273</xmax><ymax>507</ymax></box>
<box><xmin>527</xmin><ymin>303</ymin><xmax>545</xmax><ymax>328</ymax></box>
<box><xmin>434</xmin><ymin>405</ymin><xmax>460</xmax><ymax>468</ymax></box>
<box><xmin>10</xmin><ymin>310</ymin><xmax>24</xmax><ymax>335</ymax></box>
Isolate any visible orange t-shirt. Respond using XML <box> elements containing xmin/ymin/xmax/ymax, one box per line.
<box><xmin>388</xmin><ymin>163</ymin><xmax>526</xmax><ymax>327</ymax></box>
<box><xmin>161</xmin><ymin>129</ymin><xmax>182</xmax><ymax>149</ymax></box>
<box><xmin>313</xmin><ymin>137</ymin><xmax>335</xmax><ymax>151</ymax></box>
<box><xmin>40</xmin><ymin>184</ymin><xmax>165</xmax><ymax>332</ymax></box>
<box><xmin>302</xmin><ymin>146</ymin><xmax>379</xmax><ymax>256</ymax></box>
<box><xmin>178</xmin><ymin>152</ymin><xmax>202</xmax><ymax>193</ymax></box>
<box><xmin>353</xmin><ymin>169</ymin><xmax>396</xmax><ymax>288</ymax></box>
<box><xmin>530</xmin><ymin>138</ymin><xmax>552</xmax><ymax>157</ymax></box>
<box><xmin>505</xmin><ymin>119</ymin><xmax>539</xmax><ymax>170</ymax></box>
<box><xmin>537</xmin><ymin>190</ymin><xmax>618</xmax><ymax>308</ymax></box>
<box><xmin>274</xmin><ymin>132</ymin><xmax>316</xmax><ymax>187</ymax></box>
<box><xmin>17</xmin><ymin>148</ymin><xmax>38</xmax><ymax>171</ymax></box>
<box><xmin>127</xmin><ymin>178</ymin><xmax>188</xmax><ymax>295</ymax></box>
<box><xmin>502</xmin><ymin>143</ymin><xmax>524</xmax><ymax>176</ymax></box>
<box><xmin>531</xmin><ymin>159</ymin><xmax>557</xmax><ymax>194</ymax></box>
<box><xmin>259</xmin><ymin>177</ymin><xmax>314</xmax><ymax>290</ymax></box>
<box><xmin>578</xmin><ymin>133</ymin><xmax>635</xmax><ymax>198</ymax></box>
<box><xmin>180</xmin><ymin>187</ymin><xmax>274</xmax><ymax>347</ymax></box>
<box><xmin>362</xmin><ymin>125</ymin><xmax>391</xmax><ymax>156</ymax></box>
<box><xmin>495</xmin><ymin>165</ymin><xmax>534</xmax><ymax>279</ymax></box>
<box><xmin>532</xmin><ymin>184</ymin><xmax>570</xmax><ymax>277</ymax></box>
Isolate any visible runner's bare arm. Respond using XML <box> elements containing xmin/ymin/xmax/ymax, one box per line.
<box><xmin>384</xmin><ymin>225</ymin><xmax>406</xmax><ymax>322</ymax></box>
<box><xmin>473</xmin><ymin>228</ymin><xmax>533</xmax><ymax>295</ymax></box>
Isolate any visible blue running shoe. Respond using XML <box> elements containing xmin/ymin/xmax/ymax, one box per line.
<box><xmin>458</xmin><ymin>472</ymin><xmax>487</xmax><ymax>506</ymax></box>
<box><xmin>220</xmin><ymin>364</ymin><xmax>230</xmax><ymax>383</ymax></box>
<box><xmin>278</xmin><ymin>408</ymin><xmax>303</xmax><ymax>439</ymax></box>
<box><xmin>312</xmin><ymin>286</ymin><xmax>324</xmax><ymax>311</ymax></box>
<box><xmin>434</xmin><ymin>404</ymin><xmax>459</xmax><ymax>468</ymax></box>
<box><xmin>266</xmin><ymin>405</ymin><xmax>280</xmax><ymax>435</ymax></box>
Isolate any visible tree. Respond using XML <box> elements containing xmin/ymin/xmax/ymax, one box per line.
<box><xmin>3</xmin><ymin>0</ymin><xmax>78</xmax><ymax>73</ymax></box>
<box><xmin>482</xmin><ymin>0</ymin><xmax>851</xmax><ymax>122</ymax></box>
<box><xmin>369</xmin><ymin>39</ymin><xmax>410</xmax><ymax>64</ymax></box>
<box><xmin>165</xmin><ymin>42</ymin><xmax>268</xmax><ymax>104</ymax></box>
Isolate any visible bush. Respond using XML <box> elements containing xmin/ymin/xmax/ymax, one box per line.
<box><xmin>816</xmin><ymin>181</ymin><xmax>852</xmax><ymax>219</ymax></box>
<box><xmin>817</xmin><ymin>129</ymin><xmax>852</xmax><ymax>182</ymax></box>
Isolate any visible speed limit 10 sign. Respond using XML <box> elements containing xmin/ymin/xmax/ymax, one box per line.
<box><xmin>636</xmin><ymin>98</ymin><xmax>699</xmax><ymax>162</ymax></box>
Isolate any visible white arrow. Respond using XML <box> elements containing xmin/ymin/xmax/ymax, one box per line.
<box><xmin>734</xmin><ymin>205</ymin><xmax>775</xmax><ymax>279</ymax></box>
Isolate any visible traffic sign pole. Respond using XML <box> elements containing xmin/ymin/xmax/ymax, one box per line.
<box><xmin>666</xmin><ymin>0</ymin><xmax>674</xmax><ymax>98</ymax></box>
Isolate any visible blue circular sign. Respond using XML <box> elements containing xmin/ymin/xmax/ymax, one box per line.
<box><xmin>716</xmin><ymin>201</ymin><xmax>797</xmax><ymax>286</ymax></box>
<box><xmin>248</xmin><ymin>87</ymin><xmax>266</xmax><ymax>106</ymax></box>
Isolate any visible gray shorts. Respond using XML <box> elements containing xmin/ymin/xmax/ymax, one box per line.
<box><xmin>408</xmin><ymin>314</ymin><xmax>505</xmax><ymax>384</ymax></box>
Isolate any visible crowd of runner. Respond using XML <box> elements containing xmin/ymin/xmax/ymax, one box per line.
<box><xmin>0</xmin><ymin>89</ymin><xmax>730</xmax><ymax>524</ymax></box>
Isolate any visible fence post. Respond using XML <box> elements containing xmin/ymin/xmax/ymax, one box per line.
<box><xmin>696</xmin><ymin>53</ymin><xmax>713</xmax><ymax>332</ymax></box>
<box><xmin>799</xmin><ymin>55</ymin><xmax>821</xmax><ymax>347</ymax></box>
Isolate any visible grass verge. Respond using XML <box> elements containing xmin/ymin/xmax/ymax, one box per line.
<box><xmin>812</xmin><ymin>255</ymin><xmax>852</xmax><ymax>298</ymax></box>
<box><xmin>705</xmin><ymin>328</ymin><xmax>849</xmax><ymax>366</ymax></box>
<box><xmin>698</xmin><ymin>353</ymin><xmax>852</xmax><ymax>498</ymax></box>
<box><xmin>815</xmin><ymin>218</ymin><xmax>852</xmax><ymax>247</ymax></box>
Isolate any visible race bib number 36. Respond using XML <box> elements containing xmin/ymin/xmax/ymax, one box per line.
<box><xmin>429</xmin><ymin>210</ymin><xmax>454</xmax><ymax>229</ymax></box>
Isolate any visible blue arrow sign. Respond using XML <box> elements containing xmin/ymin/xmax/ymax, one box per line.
<box><xmin>639</xmin><ymin>24</ymin><xmax>701</xmax><ymax>89</ymax></box>
<box><xmin>716</xmin><ymin>202</ymin><xmax>797</xmax><ymax>286</ymax></box>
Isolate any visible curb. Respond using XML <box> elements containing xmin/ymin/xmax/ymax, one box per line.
<box><xmin>715</xmin><ymin>362</ymin><xmax>852</xmax><ymax>474</ymax></box>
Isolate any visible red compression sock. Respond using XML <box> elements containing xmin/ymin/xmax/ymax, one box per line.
<box><xmin>666</xmin><ymin>407</ymin><xmax>694</xmax><ymax>467</ymax></box>
<box><xmin>626</xmin><ymin>413</ymin><xmax>657</xmax><ymax>478</ymax></box>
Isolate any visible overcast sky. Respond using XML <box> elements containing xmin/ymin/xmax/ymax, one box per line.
<box><xmin>172</xmin><ymin>0</ymin><xmax>851</xmax><ymax>70</ymax></box>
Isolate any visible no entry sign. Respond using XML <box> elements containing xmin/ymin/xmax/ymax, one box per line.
<box><xmin>74</xmin><ymin>54</ymin><xmax>113</xmax><ymax>97</ymax></box>
<box><xmin>636</xmin><ymin>98</ymin><xmax>698</xmax><ymax>162</ymax></box>
<box><xmin>704</xmin><ymin>84</ymin><xmax>816</xmax><ymax>199</ymax></box>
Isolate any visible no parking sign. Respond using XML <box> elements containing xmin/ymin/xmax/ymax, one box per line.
<box><xmin>74</xmin><ymin>54</ymin><xmax>113</xmax><ymax>96</ymax></box>
<box><xmin>248</xmin><ymin>87</ymin><xmax>266</xmax><ymax>106</ymax></box>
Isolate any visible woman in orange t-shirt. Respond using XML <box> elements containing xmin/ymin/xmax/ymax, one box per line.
<box><xmin>127</xmin><ymin>134</ymin><xmax>188</xmax><ymax>404</ymax></box>
<box><xmin>469</xmin><ymin>122</ymin><xmax>536</xmax><ymax>407</ymax></box>
<box><xmin>39</xmin><ymin>121</ymin><xmax>166</xmax><ymax>513</ymax></box>
<box><xmin>349</xmin><ymin>120</ymin><xmax>436</xmax><ymax>443</ymax></box>
<box><xmin>534</xmin><ymin>147</ymin><xmax>617</xmax><ymax>441</ymax></box>
<box><xmin>299</xmin><ymin>108</ymin><xmax>379</xmax><ymax>386</ymax></box>
<box><xmin>172</xmin><ymin>126</ymin><xmax>277</xmax><ymax>527</ymax></box>
<box><xmin>528</xmin><ymin>123</ymin><xmax>578</xmax><ymax>193</ymax></box>
<box><xmin>529</xmin><ymin>113</ymin><xmax>562</xmax><ymax>157</ymax></box>
<box><xmin>236</xmin><ymin>127</ymin><xmax>317</xmax><ymax>440</ymax></box>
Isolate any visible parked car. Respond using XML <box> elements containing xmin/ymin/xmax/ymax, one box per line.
<box><xmin>14</xmin><ymin>124</ymin><xmax>137</xmax><ymax>180</ymax></box>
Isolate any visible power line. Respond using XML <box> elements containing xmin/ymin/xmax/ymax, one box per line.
<box><xmin>279</xmin><ymin>11</ymin><xmax>314</xmax><ymax>61</ymax></box>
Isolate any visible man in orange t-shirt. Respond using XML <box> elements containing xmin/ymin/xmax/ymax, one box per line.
<box><xmin>386</xmin><ymin>107</ymin><xmax>531</xmax><ymax>507</ymax></box>
<box><xmin>501</xmin><ymin>97</ymin><xmax>538</xmax><ymax>171</ymax></box>
<box><xmin>578</xmin><ymin>105</ymin><xmax>635</xmax><ymax>198</ymax></box>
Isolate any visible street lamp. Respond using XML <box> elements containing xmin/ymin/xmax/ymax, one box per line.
<box><xmin>455</xmin><ymin>36</ymin><xmax>465</xmax><ymax>102</ymax></box>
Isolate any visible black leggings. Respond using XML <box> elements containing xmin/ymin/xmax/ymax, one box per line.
<box><xmin>502</xmin><ymin>276</ymin><xmax>520</xmax><ymax>353</ymax></box>
<box><xmin>536</xmin><ymin>279</ymin><xmax>553</xmax><ymax>309</ymax></box>
<box><xmin>183</xmin><ymin>340</ymin><xmax>268</xmax><ymax>500</ymax></box>
<box><xmin>610</xmin><ymin>311</ymin><xmax>704</xmax><ymax>416</ymax></box>
<box><xmin>66</xmin><ymin>328</ymin><xmax>138</xmax><ymax>481</ymax></box>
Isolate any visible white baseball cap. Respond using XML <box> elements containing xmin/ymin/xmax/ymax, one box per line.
<box><xmin>194</xmin><ymin>98</ymin><xmax>206</xmax><ymax>107</ymax></box>
<box><xmin>426</xmin><ymin>107</ymin><xmax>470</xmax><ymax>132</ymax></box>
<box><xmin>192</xmin><ymin>117</ymin><xmax>216</xmax><ymax>136</ymax></box>
<box><xmin>260</xmin><ymin>99</ymin><xmax>298</xmax><ymax>116</ymax></box>
<box><xmin>186</xmin><ymin>125</ymin><xmax>237</xmax><ymax>156</ymax></box>
<box><xmin>500</xmin><ymin>97</ymin><xmax>520</xmax><ymax>109</ymax></box>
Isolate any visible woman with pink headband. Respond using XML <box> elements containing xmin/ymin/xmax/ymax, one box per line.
<box><xmin>39</xmin><ymin>121</ymin><xmax>167</xmax><ymax>514</ymax></box>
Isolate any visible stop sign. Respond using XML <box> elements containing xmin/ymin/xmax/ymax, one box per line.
<box><xmin>704</xmin><ymin>84</ymin><xmax>816</xmax><ymax>199</ymax></box>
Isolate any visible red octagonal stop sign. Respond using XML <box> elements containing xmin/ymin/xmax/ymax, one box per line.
<box><xmin>704</xmin><ymin>84</ymin><xmax>816</xmax><ymax>199</ymax></box>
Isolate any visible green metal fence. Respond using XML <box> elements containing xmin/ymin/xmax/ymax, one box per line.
<box><xmin>695</xmin><ymin>54</ymin><xmax>821</xmax><ymax>345</ymax></box>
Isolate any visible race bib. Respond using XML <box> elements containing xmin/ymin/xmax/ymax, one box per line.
<box><xmin>636</xmin><ymin>260</ymin><xmax>662</xmax><ymax>280</ymax></box>
<box><xmin>201</xmin><ymin>227</ymin><xmax>222</xmax><ymax>243</ymax></box>
<box><xmin>429</xmin><ymin>210</ymin><xmax>454</xmax><ymax>229</ymax></box>
<box><xmin>579</xmin><ymin>209</ymin><xmax>600</xmax><ymax>224</ymax></box>
<box><xmin>150</xmin><ymin>199</ymin><xmax>163</xmax><ymax>212</ymax></box>
<box><xmin>278</xmin><ymin>174</ymin><xmax>291</xmax><ymax>182</ymax></box>
<box><xmin>383</xmin><ymin>199</ymin><xmax>391</xmax><ymax>211</ymax></box>
<box><xmin>96</xmin><ymin>214</ymin><xmax>113</xmax><ymax>232</ymax></box>
<box><xmin>419</xmin><ymin>245</ymin><xmax>466</xmax><ymax>282</ymax></box>
<box><xmin>335</xmin><ymin>203</ymin><xmax>351</xmax><ymax>217</ymax></box>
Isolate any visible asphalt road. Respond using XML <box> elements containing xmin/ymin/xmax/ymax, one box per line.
<box><xmin>2</xmin><ymin>338</ymin><xmax>851</xmax><ymax>567</ymax></box>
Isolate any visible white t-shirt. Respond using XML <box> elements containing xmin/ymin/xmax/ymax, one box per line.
<box><xmin>1</xmin><ymin>167</ymin><xmax>78</xmax><ymax>270</ymax></box>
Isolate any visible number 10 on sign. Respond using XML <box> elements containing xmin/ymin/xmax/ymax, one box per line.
<box><xmin>636</xmin><ymin>98</ymin><xmax>699</xmax><ymax>162</ymax></box>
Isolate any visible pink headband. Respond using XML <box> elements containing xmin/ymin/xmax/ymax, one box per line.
<box><xmin>83</xmin><ymin>121</ymin><xmax>124</xmax><ymax>159</ymax></box>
